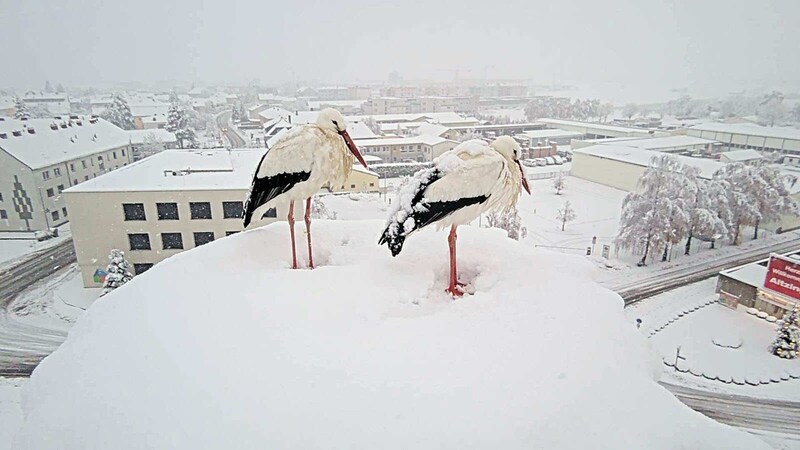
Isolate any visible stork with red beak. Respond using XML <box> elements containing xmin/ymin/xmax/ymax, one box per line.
<box><xmin>243</xmin><ymin>108</ymin><xmax>368</xmax><ymax>269</ymax></box>
<box><xmin>379</xmin><ymin>136</ymin><xmax>531</xmax><ymax>296</ymax></box>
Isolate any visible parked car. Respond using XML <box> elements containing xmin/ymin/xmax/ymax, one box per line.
<box><xmin>553</xmin><ymin>155</ymin><xmax>564</xmax><ymax>165</ymax></box>
<box><xmin>535</xmin><ymin>158</ymin><xmax>546</xmax><ymax>166</ymax></box>
<box><xmin>545</xmin><ymin>157</ymin><xmax>556</xmax><ymax>165</ymax></box>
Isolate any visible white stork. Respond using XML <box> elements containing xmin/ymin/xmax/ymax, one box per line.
<box><xmin>379</xmin><ymin>136</ymin><xmax>531</xmax><ymax>296</ymax></box>
<box><xmin>243</xmin><ymin>108</ymin><xmax>368</xmax><ymax>269</ymax></box>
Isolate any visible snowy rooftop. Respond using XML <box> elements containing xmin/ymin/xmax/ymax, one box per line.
<box><xmin>574</xmin><ymin>144</ymin><xmax>724</xmax><ymax>178</ymax></box>
<box><xmin>520</xmin><ymin>129</ymin><xmax>584</xmax><ymax>139</ymax></box>
<box><xmin>355</xmin><ymin>134</ymin><xmax>452</xmax><ymax>147</ymax></box>
<box><xmin>585</xmin><ymin>135</ymin><xmax>719</xmax><ymax>150</ymax></box>
<box><xmin>0</xmin><ymin>118</ymin><xmax>131</xmax><ymax>169</ymax></box>
<box><xmin>307</xmin><ymin>100</ymin><xmax>366</xmax><ymax>109</ymax></box>
<box><xmin>690</xmin><ymin>122</ymin><xmax>800</xmax><ymax>141</ymax></box>
<box><xmin>126</xmin><ymin>129</ymin><xmax>177</xmax><ymax>145</ymax></box>
<box><xmin>721</xmin><ymin>149</ymin><xmax>763</xmax><ymax>162</ymax></box>
<box><xmin>537</xmin><ymin>118</ymin><xmax>661</xmax><ymax>134</ymax></box>
<box><xmin>64</xmin><ymin>149</ymin><xmax>262</xmax><ymax>193</ymax></box>
<box><xmin>720</xmin><ymin>261</ymin><xmax>767</xmax><ymax>288</ymax></box>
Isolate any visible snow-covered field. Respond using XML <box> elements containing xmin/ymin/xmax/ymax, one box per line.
<box><xmin>627</xmin><ymin>279</ymin><xmax>800</xmax><ymax>402</ymax></box>
<box><xmin>11</xmin><ymin>221</ymin><xmax>769</xmax><ymax>449</ymax></box>
<box><xmin>0</xmin><ymin>377</ymin><xmax>26</xmax><ymax>450</ymax></box>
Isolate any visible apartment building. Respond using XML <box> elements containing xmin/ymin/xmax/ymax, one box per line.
<box><xmin>0</xmin><ymin>117</ymin><xmax>132</xmax><ymax>232</ymax></box>
<box><xmin>362</xmin><ymin>96</ymin><xmax>479</xmax><ymax>115</ymax></box>
<box><xmin>355</xmin><ymin>135</ymin><xmax>459</xmax><ymax>162</ymax></box>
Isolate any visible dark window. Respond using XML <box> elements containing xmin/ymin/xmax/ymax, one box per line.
<box><xmin>113</xmin><ymin>151</ymin><xmax>117</xmax><ymax>159</ymax></box>
<box><xmin>222</xmin><ymin>201</ymin><xmax>243</xmax><ymax>219</ymax></box>
<box><xmin>57</xmin><ymin>184</ymin><xmax>64</xmax><ymax>193</ymax></box>
<box><xmin>82</xmin><ymin>160</ymin><xmax>87</xmax><ymax>168</ymax></box>
<box><xmin>0</xmin><ymin>192</ymin><xmax>3</xmax><ymax>201</ymax></box>
<box><xmin>122</xmin><ymin>149</ymin><xmax>126</xmax><ymax>156</ymax></box>
<box><xmin>263</xmin><ymin>207</ymin><xmax>277</xmax><ymax>218</ymax></box>
<box><xmin>62</xmin><ymin>207</ymin><xmax>68</xmax><ymax>217</ymax></box>
<box><xmin>161</xmin><ymin>233</ymin><xmax>183</xmax><ymax>249</ymax></box>
<box><xmin>128</xmin><ymin>233</ymin><xmax>151</xmax><ymax>250</ymax></box>
<box><xmin>369</xmin><ymin>183</ymin><xmax>374</xmax><ymax>187</ymax></box>
<box><xmin>98</xmin><ymin>156</ymin><xmax>103</xmax><ymax>161</ymax></box>
<box><xmin>70</xmin><ymin>163</ymin><xmax>75</xmax><ymax>171</ymax></box>
<box><xmin>157</xmin><ymin>203</ymin><xmax>179</xmax><ymax>220</ymax></box>
<box><xmin>54</xmin><ymin>168</ymin><xmax>61</xmax><ymax>176</ymax></box>
<box><xmin>123</xmin><ymin>203</ymin><xmax>146</xmax><ymax>221</ymax></box>
<box><xmin>51</xmin><ymin>210</ymin><xmax>59</xmax><ymax>221</ymax></box>
<box><xmin>350</xmin><ymin>184</ymin><xmax>356</xmax><ymax>188</ymax></box>
<box><xmin>194</xmin><ymin>232</ymin><xmax>215</xmax><ymax>246</ymax></box>
<box><xmin>190</xmin><ymin>202</ymin><xmax>212</xmax><ymax>219</ymax></box>
<box><xmin>84</xmin><ymin>175</ymin><xmax>89</xmax><ymax>181</ymax></box>
<box><xmin>0</xmin><ymin>210</ymin><xmax>7</xmax><ymax>219</ymax></box>
<box><xmin>133</xmin><ymin>263</ymin><xmax>153</xmax><ymax>274</ymax></box>
<box><xmin>46</xmin><ymin>188</ymin><xmax>54</xmax><ymax>197</ymax></box>
<box><xmin>73</xmin><ymin>179</ymin><xmax>78</xmax><ymax>185</ymax></box>
<box><xmin>225</xmin><ymin>231</ymin><xmax>239</xmax><ymax>236</ymax></box>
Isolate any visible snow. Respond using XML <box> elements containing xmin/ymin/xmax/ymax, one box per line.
<box><xmin>720</xmin><ymin>261</ymin><xmax>769</xmax><ymax>287</ymax></box>
<box><xmin>574</xmin><ymin>144</ymin><xmax>724</xmax><ymax>179</ymax></box>
<box><xmin>536</xmin><ymin>118</ymin><xmax>663</xmax><ymax>136</ymax></box>
<box><xmin>0</xmin><ymin>377</ymin><xmax>26</xmax><ymax>450</ymax></box>
<box><xmin>721</xmin><ymin>149</ymin><xmax>764</xmax><ymax>162</ymax></box>
<box><xmin>63</xmin><ymin>148</ymin><xmax>262</xmax><ymax>192</ymax></box>
<box><xmin>0</xmin><ymin>118</ymin><xmax>131</xmax><ymax>169</ymax></box>
<box><xmin>519</xmin><ymin>128</ymin><xmax>584</xmax><ymax>139</ymax></box>
<box><xmin>0</xmin><ymin>223</ymin><xmax>72</xmax><ymax>268</ymax></box>
<box><xmin>690</xmin><ymin>122</ymin><xmax>800</xmax><ymax>141</ymax></box>
<box><xmin>13</xmin><ymin>221</ymin><xmax>768</xmax><ymax>449</ymax></box>
<box><xmin>126</xmin><ymin>128</ymin><xmax>177</xmax><ymax>145</ymax></box>
<box><xmin>354</xmin><ymin>134</ymin><xmax>452</xmax><ymax>147</ymax></box>
<box><xmin>627</xmin><ymin>279</ymin><xmax>800</xmax><ymax>401</ymax></box>
<box><xmin>584</xmin><ymin>135</ymin><xmax>719</xmax><ymax>151</ymax></box>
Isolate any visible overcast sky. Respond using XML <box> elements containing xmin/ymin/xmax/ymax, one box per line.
<box><xmin>2</xmin><ymin>0</ymin><xmax>798</xmax><ymax>98</ymax></box>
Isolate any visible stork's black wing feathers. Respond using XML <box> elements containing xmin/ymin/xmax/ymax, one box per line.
<box><xmin>379</xmin><ymin>168</ymin><xmax>489</xmax><ymax>256</ymax></box>
<box><xmin>243</xmin><ymin>170</ymin><xmax>310</xmax><ymax>227</ymax></box>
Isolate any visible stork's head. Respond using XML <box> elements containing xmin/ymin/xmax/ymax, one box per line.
<box><xmin>490</xmin><ymin>136</ymin><xmax>530</xmax><ymax>195</ymax></box>
<box><xmin>316</xmin><ymin>108</ymin><xmax>368</xmax><ymax>169</ymax></box>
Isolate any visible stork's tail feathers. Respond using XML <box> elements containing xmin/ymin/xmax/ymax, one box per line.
<box><xmin>378</xmin><ymin>224</ymin><xmax>406</xmax><ymax>257</ymax></box>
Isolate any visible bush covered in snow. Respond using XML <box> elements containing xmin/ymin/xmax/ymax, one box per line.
<box><xmin>770</xmin><ymin>305</ymin><xmax>800</xmax><ymax>359</ymax></box>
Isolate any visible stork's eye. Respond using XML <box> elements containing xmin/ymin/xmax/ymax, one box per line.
<box><xmin>332</xmin><ymin>120</ymin><xmax>339</xmax><ymax>126</ymax></box>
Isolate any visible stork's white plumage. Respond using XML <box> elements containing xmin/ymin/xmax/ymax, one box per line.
<box><xmin>243</xmin><ymin>108</ymin><xmax>367</xmax><ymax>269</ymax></box>
<box><xmin>379</xmin><ymin>136</ymin><xmax>530</xmax><ymax>296</ymax></box>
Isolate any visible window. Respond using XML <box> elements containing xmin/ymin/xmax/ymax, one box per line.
<box><xmin>57</xmin><ymin>184</ymin><xmax>64</xmax><ymax>193</ymax></box>
<box><xmin>46</xmin><ymin>188</ymin><xmax>54</xmax><ymax>197</ymax></box>
<box><xmin>161</xmin><ymin>233</ymin><xmax>183</xmax><ymax>250</ymax></box>
<box><xmin>62</xmin><ymin>207</ymin><xmax>68</xmax><ymax>217</ymax></box>
<box><xmin>128</xmin><ymin>233</ymin><xmax>151</xmax><ymax>250</ymax></box>
<box><xmin>225</xmin><ymin>231</ymin><xmax>239</xmax><ymax>236</ymax></box>
<box><xmin>369</xmin><ymin>183</ymin><xmax>375</xmax><ymax>187</ymax></box>
<box><xmin>133</xmin><ymin>263</ymin><xmax>153</xmax><ymax>274</ymax></box>
<box><xmin>222</xmin><ymin>201</ymin><xmax>243</xmax><ymax>219</ymax></box>
<box><xmin>350</xmin><ymin>184</ymin><xmax>356</xmax><ymax>188</ymax></box>
<box><xmin>54</xmin><ymin>168</ymin><xmax>61</xmax><ymax>176</ymax></box>
<box><xmin>123</xmin><ymin>203</ymin><xmax>146</xmax><ymax>221</ymax></box>
<box><xmin>263</xmin><ymin>207</ymin><xmax>277</xmax><ymax>218</ymax></box>
<box><xmin>42</xmin><ymin>171</ymin><xmax>50</xmax><ymax>180</ymax></box>
<box><xmin>112</xmin><ymin>151</ymin><xmax>117</xmax><ymax>159</ymax></box>
<box><xmin>0</xmin><ymin>210</ymin><xmax>6</xmax><ymax>219</ymax></box>
<box><xmin>122</xmin><ymin>149</ymin><xmax>126</xmax><ymax>156</ymax></box>
<box><xmin>91</xmin><ymin>159</ymin><xmax>95</xmax><ymax>166</ymax></box>
<box><xmin>0</xmin><ymin>192</ymin><xmax>3</xmax><ymax>201</ymax></box>
<box><xmin>51</xmin><ymin>210</ymin><xmax>59</xmax><ymax>221</ymax></box>
<box><xmin>97</xmin><ymin>156</ymin><xmax>103</xmax><ymax>161</ymax></box>
<box><xmin>70</xmin><ymin>163</ymin><xmax>75</xmax><ymax>172</ymax></box>
<box><xmin>82</xmin><ymin>160</ymin><xmax>87</xmax><ymax>169</ymax></box>
<box><xmin>194</xmin><ymin>232</ymin><xmax>215</xmax><ymax>246</ymax></box>
<box><xmin>157</xmin><ymin>203</ymin><xmax>179</xmax><ymax>220</ymax></box>
<box><xmin>73</xmin><ymin>179</ymin><xmax>78</xmax><ymax>185</ymax></box>
<box><xmin>84</xmin><ymin>175</ymin><xmax>89</xmax><ymax>181</ymax></box>
<box><xmin>190</xmin><ymin>202</ymin><xmax>212</xmax><ymax>219</ymax></box>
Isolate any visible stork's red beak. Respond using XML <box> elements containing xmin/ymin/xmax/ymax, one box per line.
<box><xmin>339</xmin><ymin>130</ymin><xmax>368</xmax><ymax>169</ymax></box>
<box><xmin>516</xmin><ymin>160</ymin><xmax>531</xmax><ymax>195</ymax></box>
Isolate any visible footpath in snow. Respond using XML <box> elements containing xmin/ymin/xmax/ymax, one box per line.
<box><xmin>13</xmin><ymin>220</ymin><xmax>769</xmax><ymax>449</ymax></box>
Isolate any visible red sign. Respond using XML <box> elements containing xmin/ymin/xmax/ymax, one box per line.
<box><xmin>763</xmin><ymin>255</ymin><xmax>800</xmax><ymax>301</ymax></box>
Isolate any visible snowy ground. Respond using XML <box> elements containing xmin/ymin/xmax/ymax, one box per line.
<box><xmin>0</xmin><ymin>377</ymin><xmax>26</xmax><ymax>450</ymax></box>
<box><xmin>8</xmin><ymin>264</ymin><xmax>99</xmax><ymax>329</ymax></box>
<box><xmin>11</xmin><ymin>221</ymin><xmax>769</xmax><ymax>449</ymax></box>
<box><xmin>0</xmin><ymin>223</ymin><xmax>71</xmax><ymax>268</ymax></box>
<box><xmin>626</xmin><ymin>279</ymin><xmax>800</xmax><ymax>402</ymax></box>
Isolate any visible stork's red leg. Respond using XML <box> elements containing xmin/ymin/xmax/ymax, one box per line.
<box><xmin>305</xmin><ymin>197</ymin><xmax>314</xmax><ymax>269</ymax></box>
<box><xmin>445</xmin><ymin>225</ymin><xmax>463</xmax><ymax>297</ymax></box>
<box><xmin>288</xmin><ymin>201</ymin><xmax>298</xmax><ymax>269</ymax></box>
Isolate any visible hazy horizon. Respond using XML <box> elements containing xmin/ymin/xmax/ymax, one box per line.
<box><xmin>2</xmin><ymin>0</ymin><xmax>799</xmax><ymax>100</ymax></box>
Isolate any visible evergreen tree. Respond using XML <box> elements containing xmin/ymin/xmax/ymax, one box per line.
<box><xmin>556</xmin><ymin>201</ymin><xmax>576</xmax><ymax>231</ymax></box>
<box><xmin>56</xmin><ymin>83</ymin><xmax>65</xmax><ymax>93</ymax></box>
<box><xmin>166</xmin><ymin>98</ymin><xmax>198</xmax><ymax>149</ymax></box>
<box><xmin>770</xmin><ymin>305</ymin><xmax>800</xmax><ymax>359</ymax></box>
<box><xmin>44</xmin><ymin>80</ymin><xmax>54</xmax><ymax>93</ymax></box>
<box><xmin>100</xmin><ymin>249</ymin><xmax>134</xmax><ymax>297</ymax></box>
<box><xmin>13</xmin><ymin>97</ymin><xmax>30</xmax><ymax>119</ymax></box>
<box><xmin>552</xmin><ymin>172</ymin><xmax>567</xmax><ymax>195</ymax></box>
<box><xmin>100</xmin><ymin>93</ymin><xmax>135</xmax><ymax>130</ymax></box>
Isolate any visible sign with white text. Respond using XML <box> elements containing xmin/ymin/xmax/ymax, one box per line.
<box><xmin>763</xmin><ymin>255</ymin><xmax>800</xmax><ymax>301</ymax></box>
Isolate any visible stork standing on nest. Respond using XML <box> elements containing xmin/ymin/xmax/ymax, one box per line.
<box><xmin>379</xmin><ymin>136</ymin><xmax>531</xmax><ymax>296</ymax></box>
<box><xmin>243</xmin><ymin>108</ymin><xmax>368</xmax><ymax>269</ymax></box>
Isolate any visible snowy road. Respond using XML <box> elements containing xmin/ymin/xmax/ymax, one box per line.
<box><xmin>662</xmin><ymin>382</ymin><xmax>800</xmax><ymax>438</ymax></box>
<box><xmin>606</xmin><ymin>233</ymin><xmax>800</xmax><ymax>304</ymax></box>
<box><xmin>0</xmin><ymin>240</ymin><xmax>74</xmax><ymax>376</ymax></box>
<box><xmin>215</xmin><ymin>110</ymin><xmax>246</xmax><ymax>147</ymax></box>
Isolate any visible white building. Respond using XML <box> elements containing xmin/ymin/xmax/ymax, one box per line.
<box><xmin>127</xmin><ymin>129</ymin><xmax>178</xmax><ymax>160</ymax></box>
<box><xmin>571</xmin><ymin>135</ymin><xmax>721</xmax><ymax>155</ymax></box>
<box><xmin>536</xmin><ymin>118</ymin><xmax>670</xmax><ymax>139</ymax></box>
<box><xmin>686</xmin><ymin>122</ymin><xmax>800</xmax><ymax>165</ymax></box>
<box><xmin>362</xmin><ymin>96</ymin><xmax>480</xmax><ymax>115</ymax></box>
<box><xmin>354</xmin><ymin>135</ymin><xmax>459</xmax><ymax>162</ymax></box>
<box><xmin>0</xmin><ymin>117</ymin><xmax>132</xmax><ymax>232</ymax></box>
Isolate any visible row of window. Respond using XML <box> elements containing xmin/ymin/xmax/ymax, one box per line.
<box><xmin>41</xmin><ymin>149</ymin><xmax>127</xmax><ymax>180</ymax></box>
<box><xmin>128</xmin><ymin>231</ymin><xmax>238</xmax><ymax>251</ymax></box>
<box><xmin>51</xmin><ymin>207</ymin><xmax>68</xmax><ymax>221</ymax></box>
<box><xmin>123</xmin><ymin>201</ymin><xmax>246</xmax><ymax>221</ymax></box>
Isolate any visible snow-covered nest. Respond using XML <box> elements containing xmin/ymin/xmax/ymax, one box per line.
<box><xmin>14</xmin><ymin>221</ymin><xmax>768</xmax><ymax>449</ymax></box>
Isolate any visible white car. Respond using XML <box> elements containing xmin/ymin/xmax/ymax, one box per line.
<box><xmin>545</xmin><ymin>157</ymin><xmax>556</xmax><ymax>165</ymax></box>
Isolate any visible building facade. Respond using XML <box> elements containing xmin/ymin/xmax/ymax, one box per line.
<box><xmin>355</xmin><ymin>136</ymin><xmax>459</xmax><ymax>163</ymax></box>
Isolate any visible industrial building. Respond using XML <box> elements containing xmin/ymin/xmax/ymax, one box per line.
<box><xmin>717</xmin><ymin>251</ymin><xmax>800</xmax><ymax>317</ymax></box>
<box><xmin>571</xmin><ymin>135</ymin><xmax>720</xmax><ymax>155</ymax></box>
<box><xmin>686</xmin><ymin>123</ymin><xmax>800</xmax><ymax>166</ymax></box>
<box><xmin>536</xmin><ymin>118</ymin><xmax>670</xmax><ymax>139</ymax></box>
<box><xmin>0</xmin><ymin>117</ymin><xmax>132</xmax><ymax>232</ymax></box>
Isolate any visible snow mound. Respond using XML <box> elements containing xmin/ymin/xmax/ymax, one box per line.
<box><xmin>712</xmin><ymin>333</ymin><xmax>743</xmax><ymax>349</ymax></box>
<box><xmin>15</xmin><ymin>221</ymin><xmax>768</xmax><ymax>449</ymax></box>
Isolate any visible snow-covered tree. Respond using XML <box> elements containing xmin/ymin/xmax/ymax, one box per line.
<box><xmin>100</xmin><ymin>94</ymin><xmax>135</xmax><ymax>130</ymax></box>
<box><xmin>485</xmin><ymin>206</ymin><xmax>527</xmax><ymax>240</ymax></box>
<box><xmin>166</xmin><ymin>97</ymin><xmax>198</xmax><ymax>149</ymax></box>
<box><xmin>13</xmin><ymin>97</ymin><xmax>29</xmax><ymax>119</ymax></box>
<box><xmin>231</xmin><ymin>103</ymin><xmax>241</xmax><ymax>122</ymax></box>
<box><xmin>758</xmin><ymin>91</ymin><xmax>786</xmax><ymax>127</ymax></box>
<box><xmin>791</xmin><ymin>104</ymin><xmax>800</xmax><ymax>123</ymax></box>
<box><xmin>622</xmin><ymin>103</ymin><xmax>638</xmax><ymax>120</ymax></box>
<box><xmin>100</xmin><ymin>249</ymin><xmax>133</xmax><ymax>297</ymax></box>
<box><xmin>310</xmin><ymin>196</ymin><xmax>337</xmax><ymax>220</ymax></box>
<box><xmin>598</xmin><ymin>103</ymin><xmax>614</xmax><ymax>122</ymax></box>
<box><xmin>770</xmin><ymin>305</ymin><xmax>799</xmax><ymax>359</ymax></box>
<box><xmin>44</xmin><ymin>80</ymin><xmax>54</xmax><ymax>93</ymax></box>
<box><xmin>556</xmin><ymin>201</ymin><xmax>576</xmax><ymax>231</ymax></box>
<box><xmin>133</xmin><ymin>132</ymin><xmax>166</xmax><ymax>160</ymax></box>
<box><xmin>615</xmin><ymin>155</ymin><xmax>690</xmax><ymax>265</ymax></box>
<box><xmin>681</xmin><ymin>166</ymin><xmax>728</xmax><ymax>255</ymax></box>
<box><xmin>454</xmin><ymin>130</ymin><xmax>484</xmax><ymax>143</ymax></box>
<box><xmin>56</xmin><ymin>83</ymin><xmax>65</xmax><ymax>93</ymax></box>
<box><xmin>552</xmin><ymin>172</ymin><xmax>566</xmax><ymax>195</ymax></box>
<box><xmin>363</xmin><ymin>116</ymin><xmax>381</xmax><ymax>135</ymax></box>
<box><xmin>749</xmin><ymin>164</ymin><xmax>799</xmax><ymax>239</ymax></box>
